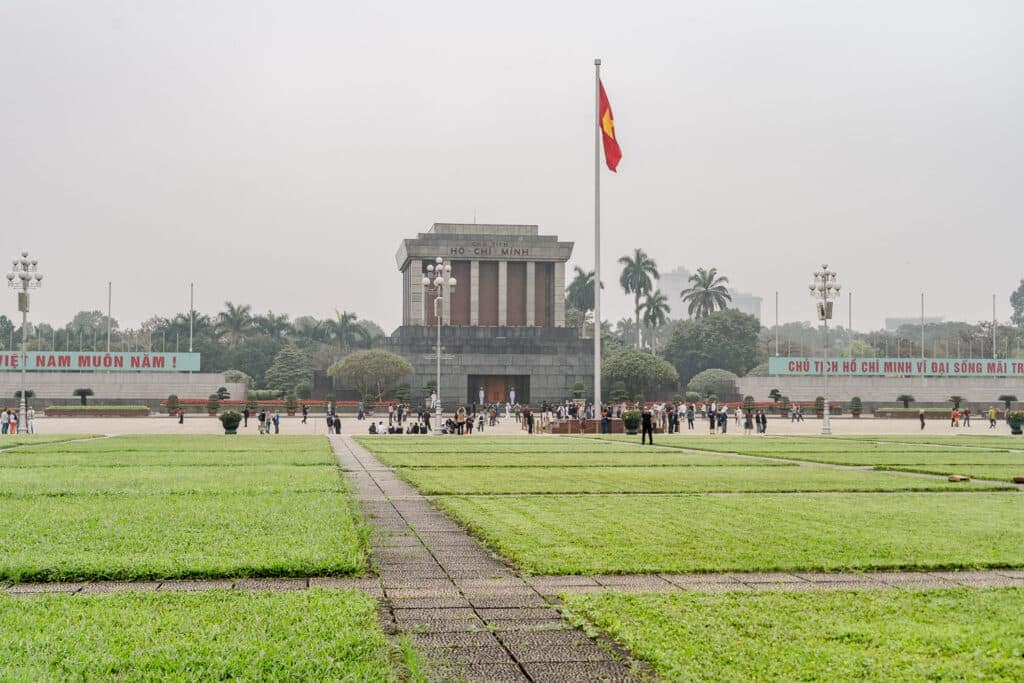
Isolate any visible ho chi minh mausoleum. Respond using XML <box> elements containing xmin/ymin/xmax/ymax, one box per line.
<box><xmin>385</xmin><ymin>223</ymin><xmax>593</xmax><ymax>406</ymax></box>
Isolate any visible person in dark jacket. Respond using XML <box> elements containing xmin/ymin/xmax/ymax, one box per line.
<box><xmin>641</xmin><ymin>406</ymin><xmax>654</xmax><ymax>445</ymax></box>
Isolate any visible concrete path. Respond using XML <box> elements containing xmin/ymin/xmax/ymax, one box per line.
<box><xmin>333</xmin><ymin>434</ymin><xmax>647</xmax><ymax>683</ymax></box>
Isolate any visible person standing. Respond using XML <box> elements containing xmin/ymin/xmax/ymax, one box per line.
<box><xmin>686</xmin><ymin>404</ymin><xmax>695</xmax><ymax>430</ymax></box>
<box><xmin>178</xmin><ymin>407</ymin><xmax>185</xmax><ymax>425</ymax></box>
<box><xmin>641</xmin><ymin>405</ymin><xmax>654</xmax><ymax>445</ymax></box>
<box><xmin>963</xmin><ymin>408</ymin><xmax>971</xmax><ymax>427</ymax></box>
<box><xmin>919</xmin><ymin>409</ymin><xmax>926</xmax><ymax>430</ymax></box>
<box><xmin>9</xmin><ymin>409</ymin><xmax>17</xmax><ymax>435</ymax></box>
<box><xmin>743</xmin><ymin>409</ymin><xmax>753</xmax><ymax>435</ymax></box>
<box><xmin>27</xmin><ymin>406</ymin><xmax>35</xmax><ymax>434</ymax></box>
<box><xmin>719</xmin><ymin>408</ymin><xmax>728</xmax><ymax>434</ymax></box>
<box><xmin>243</xmin><ymin>406</ymin><xmax>250</xmax><ymax>428</ymax></box>
<box><xmin>301</xmin><ymin>404</ymin><xmax>308</xmax><ymax>424</ymax></box>
<box><xmin>334</xmin><ymin>414</ymin><xmax>341</xmax><ymax>434</ymax></box>
<box><xmin>988</xmin><ymin>406</ymin><xmax>997</xmax><ymax>428</ymax></box>
<box><xmin>273</xmin><ymin>412</ymin><xmax>280</xmax><ymax>434</ymax></box>
<box><xmin>1</xmin><ymin>408</ymin><xmax>8</xmax><ymax>435</ymax></box>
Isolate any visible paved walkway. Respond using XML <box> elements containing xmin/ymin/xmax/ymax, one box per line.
<box><xmin>333</xmin><ymin>434</ymin><xmax>647</xmax><ymax>683</ymax></box>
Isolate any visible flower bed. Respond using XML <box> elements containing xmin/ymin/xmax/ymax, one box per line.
<box><xmin>44</xmin><ymin>406</ymin><xmax>150</xmax><ymax>418</ymax></box>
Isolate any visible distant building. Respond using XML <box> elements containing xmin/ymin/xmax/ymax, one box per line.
<box><xmin>657</xmin><ymin>266</ymin><xmax>762</xmax><ymax>322</ymax></box>
<box><xmin>885</xmin><ymin>316</ymin><xmax>944</xmax><ymax>332</ymax></box>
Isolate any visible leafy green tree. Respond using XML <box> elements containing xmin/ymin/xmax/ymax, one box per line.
<box><xmin>73</xmin><ymin>388</ymin><xmax>94</xmax><ymax>405</ymax></box>
<box><xmin>224</xmin><ymin>336</ymin><xmax>285</xmax><ymax>387</ymax></box>
<box><xmin>641</xmin><ymin>290</ymin><xmax>671</xmax><ymax>350</ymax></box>
<box><xmin>897</xmin><ymin>394</ymin><xmax>915</xmax><ymax>409</ymax></box>
<box><xmin>1011</xmin><ymin>280</ymin><xmax>1024</xmax><ymax>327</ymax></box>
<box><xmin>223</xmin><ymin>369</ymin><xmax>254</xmax><ymax>388</ymax></box>
<box><xmin>291</xmin><ymin>316</ymin><xmax>325</xmax><ymax>344</ymax></box>
<box><xmin>617</xmin><ymin>249</ymin><xmax>659</xmax><ymax>349</ymax></box>
<box><xmin>661</xmin><ymin>309</ymin><xmax>762</xmax><ymax>386</ymax></box>
<box><xmin>948</xmin><ymin>395</ymin><xmax>964</xmax><ymax>409</ymax></box>
<box><xmin>329</xmin><ymin>350</ymin><xmax>414</xmax><ymax>403</ymax></box>
<box><xmin>998</xmin><ymin>394</ymin><xmax>1017</xmax><ymax>410</ymax></box>
<box><xmin>844</xmin><ymin>339</ymin><xmax>876</xmax><ymax>357</ymax></box>
<box><xmin>769</xmin><ymin>388</ymin><xmax>782</xmax><ymax>403</ymax></box>
<box><xmin>686</xmin><ymin>369</ymin><xmax>740</xmax><ymax>402</ymax></box>
<box><xmin>217</xmin><ymin>302</ymin><xmax>253</xmax><ymax>348</ymax></box>
<box><xmin>261</xmin><ymin>345</ymin><xmax>312</xmax><ymax>394</ymax></box>
<box><xmin>679</xmin><ymin>267</ymin><xmax>731</xmax><ymax>319</ymax></box>
<box><xmin>601</xmin><ymin>349</ymin><xmax>678</xmax><ymax>399</ymax></box>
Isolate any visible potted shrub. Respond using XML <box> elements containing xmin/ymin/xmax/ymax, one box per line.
<box><xmin>621</xmin><ymin>409</ymin><xmax>641</xmax><ymax>435</ymax></box>
<box><xmin>166</xmin><ymin>394</ymin><xmax>180</xmax><ymax>415</ymax></box>
<box><xmin>216</xmin><ymin>386</ymin><xmax>230</xmax><ymax>400</ymax></box>
<box><xmin>850</xmin><ymin>396</ymin><xmax>863</xmax><ymax>418</ymax></box>
<box><xmin>1007</xmin><ymin>410</ymin><xmax>1024</xmax><ymax>435</ymax></box>
<box><xmin>743</xmin><ymin>395</ymin><xmax>755</xmax><ymax>415</ymax></box>
<box><xmin>206</xmin><ymin>394</ymin><xmax>219</xmax><ymax>416</ymax></box>
<box><xmin>814</xmin><ymin>396</ymin><xmax>825</xmax><ymax>418</ymax></box>
<box><xmin>219</xmin><ymin>410</ymin><xmax>242</xmax><ymax>435</ymax></box>
<box><xmin>245</xmin><ymin>397</ymin><xmax>258</xmax><ymax>411</ymax></box>
<box><xmin>572</xmin><ymin>381</ymin><xmax>585</xmax><ymax>400</ymax></box>
<box><xmin>285</xmin><ymin>394</ymin><xmax>298</xmax><ymax>416</ymax></box>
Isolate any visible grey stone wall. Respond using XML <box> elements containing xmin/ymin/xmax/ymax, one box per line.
<box><xmin>0</xmin><ymin>372</ymin><xmax>245</xmax><ymax>404</ymax></box>
<box><xmin>384</xmin><ymin>325</ymin><xmax>594</xmax><ymax>406</ymax></box>
<box><xmin>738</xmin><ymin>375</ymin><xmax>1024</xmax><ymax>409</ymax></box>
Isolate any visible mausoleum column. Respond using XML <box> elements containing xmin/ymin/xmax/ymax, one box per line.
<box><xmin>409</xmin><ymin>259</ymin><xmax>423</xmax><ymax>325</ymax></box>
<box><xmin>525</xmin><ymin>262</ymin><xmax>536</xmax><ymax>326</ymax></box>
<box><xmin>470</xmin><ymin>260</ymin><xmax>480</xmax><ymax>325</ymax></box>
<box><xmin>498</xmin><ymin>261</ymin><xmax>508</xmax><ymax>326</ymax></box>
<box><xmin>553</xmin><ymin>261</ymin><xmax>566</xmax><ymax>327</ymax></box>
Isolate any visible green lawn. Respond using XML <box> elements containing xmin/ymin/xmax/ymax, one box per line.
<box><xmin>702</xmin><ymin>450</ymin><xmax>1024</xmax><ymax>467</ymax></box>
<box><xmin>562</xmin><ymin>588</ymin><xmax>1024</xmax><ymax>682</ymax></box>
<box><xmin>435</xmin><ymin>493</ymin><xmax>1024</xmax><ymax>574</ymax></box>
<box><xmin>7</xmin><ymin>434</ymin><xmax>331</xmax><ymax>454</ymax></box>
<box><xmin>373</xmin><ymin>450</ymin><xmax>781</xmax><ymax>468</ymax></box>
<box><xmin>0</xmin><ymin>434</ymin><xmax>95</xmax><ymax>449</ymax></box>
<box><xmin>0</xmin><ymin>589</ymin><xmax>403</xmax><ymax>681</ymax></box>
<box><xmin>837</xmin><ymin>434</ymin><xmax>1024</xmax><ymax>450</ymax></box>
<box><xmin>585</xmin><ymin>435</ymin><xmax>969</xmax><ymax>454</ymax></box>
<box><xmin>398</xmin><ymin>465</ymin><xmax>1010</xmax><ymax>495</ymax></box>
<box><xmin>0</xmin><ymin>491</ymin><xmax>365</xmax><ymax>581</ymax></box>
<box><xmin>0</xmin><ymin>435</ymin><xmax>365</xmax><ymax>582</ymax></box>
<box><xmin>879</xmin><ymin>464</ymin><xmax>1024</xmax><ymax>483</ymax></box>
<box><xmin>0</xmin><ymin>464</ymin><xmax>341</xmax><ymax>496</ymax></box>
<box><xmin>355</xmin><ymin>435</ymin><xmax>657</xmax><ymax>454</ymax></box>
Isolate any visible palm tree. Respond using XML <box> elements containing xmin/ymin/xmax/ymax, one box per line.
<box><xmin>679</xmin><ymin>267</ymin><xmax>731</xmax><ymax>318</ymax></box>
<box><xmin>641</xmin><ymin>289</ymin><xmax>671</xmax><ymax>350</ymax></box>
<box><xmin>254</xmin><ymin>310</ymin><xmax>290</xmax><ymax>339</ymax></box>
<box><xmin>326</xmin><ymin>310</ymin><xmax>368</xmax><ymax>352</ymax></box>
<box><xmin>617</xmin><ymin>249</ymin><xmax>659</xmax><ymax>349</ymax></box>
<box><xmin>217</xmin><ymin>302</ymin><xmax>253</xmax><ymax>348</ymax></box>
<box><xmin>292</xmin><ymin>316</ymin><xmax>325</xmax><ymax>344</ymax></box>
<box><xmin>566</xmin><ymin>266</ymin><xmax>603</xmax><ymax>313</ymax></box>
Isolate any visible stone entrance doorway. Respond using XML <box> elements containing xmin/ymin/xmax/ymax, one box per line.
<box><xmin>467</xmin><ymin>375</ymin><xmax>529</xmax><ymax>406</ymax></box>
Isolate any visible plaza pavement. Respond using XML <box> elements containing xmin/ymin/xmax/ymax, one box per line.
<box><xmin>26</xmin><ymin>413</ymin><xmax>1019</xmax><ymax>437</ymax></box>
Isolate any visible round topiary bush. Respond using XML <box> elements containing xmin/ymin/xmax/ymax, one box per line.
<box><xmin>621</xmin><ymin>409</ymin><xmax>641</xmax><ymax>434</ymax></box>
<box><xmin>219</xmin><ymin>410</ymin><xmax>242</xmax><ymax>434</ymax></box>
<box><xmin>686</xmin><ymin>369</ymin><xmax>740</xmax><ymax>402</ymax></box>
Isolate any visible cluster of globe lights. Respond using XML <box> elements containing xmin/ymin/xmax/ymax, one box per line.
<box><xmin>7</xmin><ymin>251</ymin><xmax>43</xmax><ymax>287</ymax></box>
<box><xmin>809</xmin><ymin>266</ymin><xmax>840</xmax><ymax>297</ymax></box>
<box><xmin>422</xmin><ymin>256</ymin><xmax>456</xmax><ymax>289</ymax></box>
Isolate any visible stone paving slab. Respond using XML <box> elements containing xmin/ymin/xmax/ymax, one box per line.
<box><xmin>80</xmin><ymin>581</ymin><xmax>160</xmax><ymax>594</ymax></box>
<box><xmin>159</xmin><ymin>579</ymin><xmax>237</xmax><ymax>592</ymax></box>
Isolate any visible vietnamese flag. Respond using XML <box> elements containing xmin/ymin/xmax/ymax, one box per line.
<box><xmin>598</xmin><ymin>81</ymin><xmax>622</xmax><ymax>171</ymax></box>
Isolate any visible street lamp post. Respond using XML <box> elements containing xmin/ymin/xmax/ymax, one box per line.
<box><xmin>422</xmin><ymin>257</ymin><xmax>457</xmax><ymax>435</ymax></box>
<box><xmin>809</xmin><ymin>265</ymin><xmax>840</xmax><ymax>435</ymax></box>
<box><xmin>7</xmin><ymin>252</ymin><xmax>43</xmax><ymax>425</ymax></box>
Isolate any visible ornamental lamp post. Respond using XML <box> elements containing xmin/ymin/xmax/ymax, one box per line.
<box><xmin>7</xmin><ymin>252</ymin><xmax>44</xmax><ymax>424</ymax></box>
<box><xmin>809</xmin><ymin>265</ymin><xmax>840</xmax><ymax>435</ymax></box>
<box><xmin>421</xmin><ymin>257</ymin><xmax>456</xmax><ymax>435</ymax></box>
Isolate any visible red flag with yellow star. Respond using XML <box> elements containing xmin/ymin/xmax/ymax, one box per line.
<box><xmin>598</xmin><ymin>81</ymin><xmax>621</xmax><ymax>171</ymax></box>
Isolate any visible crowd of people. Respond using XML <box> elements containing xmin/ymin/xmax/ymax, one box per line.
<box><xmin>0</xmin><ymin>406</ymin><xmax>34</xmax><ymax>434</ymax></box>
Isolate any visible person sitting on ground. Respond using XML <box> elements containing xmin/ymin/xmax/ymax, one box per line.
<box><xmin>368</xmin><ymin>421</ymin><xmax>377</xmax><ymax>434</ymax></box>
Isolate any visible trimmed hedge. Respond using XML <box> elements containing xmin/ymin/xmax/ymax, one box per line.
<box><xmin>45</xmin><ymin>405</ymin><xmax>149</xmax><ymax>418</ymax></box>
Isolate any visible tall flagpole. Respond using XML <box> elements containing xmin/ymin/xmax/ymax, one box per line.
<box><xmin>593</xmin><ymin>58</ymin><xmax>602</xmax><ymax>413</ymax></box>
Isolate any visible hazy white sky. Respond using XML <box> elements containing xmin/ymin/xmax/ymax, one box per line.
<box><xmin>1</xmin><ymin>1</ymin><xmax>1021</xmax><ymax>332</ymax></box>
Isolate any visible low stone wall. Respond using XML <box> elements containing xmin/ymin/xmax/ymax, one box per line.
<box><xmin>738</xmin><ymin>375</ymin><xmax>1023</xmax><ymax>411</ymax></box>
<box><xmin>0</xmin><ymin>373</ymin><xmax>245</xmax><ymax>409</ymax></box>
